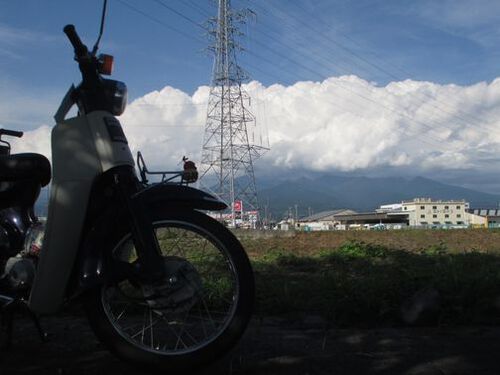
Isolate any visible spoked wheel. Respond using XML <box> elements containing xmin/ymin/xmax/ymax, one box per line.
<box><xmin>83</xmin><ymin>209</ymin><xmax>254</xmax><ymax>371</ymax></box>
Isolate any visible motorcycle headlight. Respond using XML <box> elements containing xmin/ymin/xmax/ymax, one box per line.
<box><xmin>103</xmin><ymin>79</ymin><xmax>127</xmax><ymax>116</ymax></box>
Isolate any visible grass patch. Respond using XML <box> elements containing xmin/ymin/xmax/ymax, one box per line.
<box><xmin>249</xmin><ymin>239</ymin><xmax>500</xmax><ymax>327</ymax></box>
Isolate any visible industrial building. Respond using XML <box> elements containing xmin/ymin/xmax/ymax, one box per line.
<box><xmin>290</xmin><ymin>198</ymin><xmax>499</xmax><ymax>231</ymax></box>
<box><xmin>334</xmin><ymin>211</ymin><xmax>408</xmax><ymax>229</ymax></box>
<box><xmin>401</xmin><ymin>198</ymin><xmax>468</xmax><ymax>227</ymax></box>
<box><xmin>467</xmin><ymin>208</ymin><xmax>500</xmax><ymax>228</ymax></box>
<box><xmin>293</xmin><ymin>209</ymin><xmax>356</xmax><ymax>231</ymax></box>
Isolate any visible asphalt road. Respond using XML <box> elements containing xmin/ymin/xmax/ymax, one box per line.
<box><xmin>1</xmin><ymin>314</ymin><xmax>499</xmax><ymax>375</ymax></box>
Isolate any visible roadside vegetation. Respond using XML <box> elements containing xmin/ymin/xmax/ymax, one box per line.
<box><xmin>238</xmin><ymin>229</ymin><xmax>500</xmax><ymax>327</ymax></box>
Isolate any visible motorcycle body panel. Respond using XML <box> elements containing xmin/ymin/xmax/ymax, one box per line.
<box><xmin>29</xmin><ymin>111</ymin><xmax>134</xmax><ymax>314</ymax></box>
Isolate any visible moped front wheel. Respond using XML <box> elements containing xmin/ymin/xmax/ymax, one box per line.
<box><xmin>83</xmin><ymin>209</ymin><xmax>254</xmax><ymax>371</ymax></box>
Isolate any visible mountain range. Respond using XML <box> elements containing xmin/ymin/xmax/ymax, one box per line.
<box><xmin>35</xmin><ymin>174</ymin><xmax>500</xmax><ymax>220</ymax></box>
<box><xmin>257</xmin><ymin>175</ymin><xmax>500</xmax><ymax>219</ymax></box>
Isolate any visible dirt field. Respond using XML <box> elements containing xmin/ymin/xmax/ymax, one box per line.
<box><xmin>1</xmin><ymin>314</ymin><xmax>500</xmax><ymax>375</ymax></box>
<box><xmin>236</xmin><ymin>230</ymin><xmax>500</xmax><ymax>326</ymax></box>
<box><xmin>236</xmin><ymin>228</ymin><xmax>500</xmax><ymax>257</ymax></box>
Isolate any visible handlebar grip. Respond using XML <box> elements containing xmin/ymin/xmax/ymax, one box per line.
<box><xmin>0</xmin><ymin>129</ymin><xmax>23</xmax><ymax>138</ymax></box>
<box><xmin>63</xmin><ymin>24</ymin><xmax>88</xmax><ymax>57</ymax></box>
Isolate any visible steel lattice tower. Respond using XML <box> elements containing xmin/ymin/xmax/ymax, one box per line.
<box><xmin>199</xmin><ymin>0</ymin><xmax>266</xmax><ymax>226</ymax></box>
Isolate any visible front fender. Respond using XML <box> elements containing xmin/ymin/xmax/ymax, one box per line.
<box><xmin>134</xmin><ymin>183</ymin><xmax>227</xmax><ymax>211</ymax></box>
<box><xmin>74</xmin><ymin>184</ymin><xmax>226</xmax><ymax>294</ymax></box>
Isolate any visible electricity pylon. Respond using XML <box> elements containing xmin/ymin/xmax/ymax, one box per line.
<box><xmin>199</xmin><ymin>0</ymin><xmax>267</xmax><ymax>227</ymax></box>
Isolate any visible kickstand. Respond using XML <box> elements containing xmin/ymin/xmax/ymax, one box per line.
<box><xmin>0</xmin><ymin>299</ymin><xmax>49</xmax><ymax>350</ymax></box>
<box><xmin>28</xmin><ymin>309</ymin><xmax>49</xmax><ymax>342</ymax></box>
<box><xmin>0</xmin><ymin>304</ymin><xmax>13</xmax><ymax>350</ymax></box>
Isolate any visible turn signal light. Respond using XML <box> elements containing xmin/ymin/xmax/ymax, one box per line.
<box><xmin>98</xmin><ymin>54</ymin><xmax>114</xmax><ymax>75</ymax></box>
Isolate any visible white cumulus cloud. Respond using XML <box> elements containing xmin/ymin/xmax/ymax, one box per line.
<box><xmin>7</xmin><ymin>75</ymin><xmax>500</xmax><ymax>190</ymax></box>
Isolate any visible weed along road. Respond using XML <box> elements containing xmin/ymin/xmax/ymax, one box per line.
<box><xmin>2</xmin><ymin>314</ymin><xmax>500</xmax><ymax>374</ymax></box>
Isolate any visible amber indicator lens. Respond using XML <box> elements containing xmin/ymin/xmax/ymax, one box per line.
<box><xmin>98</xmin><ymin>54</ymin><xmax>114</xmax><ymax>75</ymax></box>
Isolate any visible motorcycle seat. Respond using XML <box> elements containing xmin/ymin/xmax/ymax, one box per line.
<box><xmin>0</xmin><ymin>153</ymin><xmax>51</xmax><ymax>187</ymax></box>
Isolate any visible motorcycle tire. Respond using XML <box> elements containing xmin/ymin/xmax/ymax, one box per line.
<box><xmin>83</xmin><ymin>208</ymin><xmax>254</xmax><ymax>372</ymax></box>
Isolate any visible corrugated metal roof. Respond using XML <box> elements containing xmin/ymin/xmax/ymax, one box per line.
<box><xmin>468</xmin><ymin>208</ymin><xmax>500</xmax><ymax>216</ymax></box>
<box><xmin>299</xmin><ymin>209</ymin><xmax>356</xmax><ymax>222</ymax></box>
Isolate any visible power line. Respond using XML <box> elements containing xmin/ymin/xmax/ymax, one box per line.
<box><xmin>151</xmin><ymin>0</ymin><xmax>467</xmax><ymax>142</ymax></box>
<box><xmin>288</xmin><ymin>1</ymin><xmax>495</xmax><ymax>127</ymax></box>
<box><xmin>151</xmin><ymin>0</ymin><xmax>204</xmax><ymax>29</ymax></box>
<box><xmin>241</xmin><ymin>47</ymin><xmax>455</xmax><ymax>150</ymax></box>
<box><xmin>245</xmin><ymin>35</ymin><xmax>462</xmax><ymax>144</ymax></box>
<box><xmin>114</xmin><ymin>1</ymin><xmax>473</xmax><ymax>151</ymax></box>
<box><xmin>115</xmin><ymin>0</ymin><xmax>205</xmax><ymax>44</ymax></box>
<box><xmin>234</xmin><ymin>3</ymin><xmax>464</xmax><ymax>139</ymax></box>
<box><xmin>117</xmin><ymin>1</ymin><xmax>453</xmax><ymax>150</ymax></box>
<box><xmin>257</xmin><ymin>1</ymin><xmax>500</xmax><ymax>144</ymax></box>
<box><xmin>176</xmin><ymin>0</ymin><xmax>212</xmax><ymax>18</ymax></box>
<box><xmin>126</xmin><ymin>124</ymin><xmax>204</xmax><ymax>127</ymax></box>
<box><xmin>266</xmin><ymin>1</ymin><xmax>497</xmax><ymax>132</ymax></box>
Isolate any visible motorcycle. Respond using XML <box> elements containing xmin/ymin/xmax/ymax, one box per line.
<box><xmin>0</xmin><ymin>1</ymin><xmax>254</xmax><ymax>371</ymax></box>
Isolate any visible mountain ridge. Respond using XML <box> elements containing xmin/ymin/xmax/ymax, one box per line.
<box><xmin>34</xmin><ymin>174</ymin><xmax>500</xmax><ymax>220</ymax></box>
<box><xmin>257</xmin><ymin>174</ymin><xmax>500</xmax><ymax>219</ymax></box>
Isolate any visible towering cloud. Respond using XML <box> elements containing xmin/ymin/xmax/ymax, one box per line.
<box><xmin>11</xmin><ymin>75</ymin><xmax>500</xmax><ymax>188</ymax></box>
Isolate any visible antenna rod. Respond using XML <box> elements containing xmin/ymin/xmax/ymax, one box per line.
<box><xmin>92</xmin><ymin>0</ymin><xmax>108</xmax><ymax>55</ymax></box>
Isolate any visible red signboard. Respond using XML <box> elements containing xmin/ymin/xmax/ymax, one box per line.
<box><xmin>233</xmin><ymin>200</ymin><xmax>242</xmax><ymax>212</ymax></box>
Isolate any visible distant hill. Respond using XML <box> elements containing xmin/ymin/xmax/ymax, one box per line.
<box><xmin>258</xmin><ymin>175</ymin><xmax>500</xmax><ymax>219</ymax></box>
<box><xmin>34</xmin><ymin>175</ymin><xmax>500</xmax><ymax>221</ymax></box>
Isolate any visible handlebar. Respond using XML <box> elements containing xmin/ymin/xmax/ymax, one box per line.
<box><xmin>63</xmin><ymin>23</ymin><xmax>101</xmax><ymax>98</ymax></box>
<box><xmin>0</xmin><ymin>129</ymin><xmax>23</xmax><ymax>138</ymax></box>
<box><xmin>62</xmin><ymin>21</ymin><xmax>116</xmax><ymax>115</ymax></box>
<box><xmin>63</xmin><ymin>24</ymin><xmax>88</xmax><ymax>58</ymax></box>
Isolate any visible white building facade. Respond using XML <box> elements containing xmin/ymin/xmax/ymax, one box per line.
<box><xmin>402</xmin><ymin>198</ymin><xmax>469</xmax><ymax>227</ymax></box>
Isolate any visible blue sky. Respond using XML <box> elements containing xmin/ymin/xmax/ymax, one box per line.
<box><xmin>2</xmin><ymin>0</ymin><xmax>499</xmax><ymax>101</ymax></box>
<box><xmin>3</xmin><ymin>1</ymin><xmax>500</xmax><ymax>193</ymax></box>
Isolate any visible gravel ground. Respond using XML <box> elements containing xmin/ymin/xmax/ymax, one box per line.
<box><xmin>1</xmin><ymin>314</ymin><xmax>500</xmax><ymax>375</ymax></box>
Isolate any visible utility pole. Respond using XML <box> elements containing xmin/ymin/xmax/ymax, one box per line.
<box><xmin>263</xmin><ymin>197</ymin><xmax>269</xmax><ymax>229</ymax></box>
<box><xmin>199</xmin><ymin>0</ymin><xmax>268</xmax><ymax>227</ymax></box>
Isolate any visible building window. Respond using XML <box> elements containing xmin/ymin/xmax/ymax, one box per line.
<box><xmin>420</xmin><ymin>214</ymin><xmax>425</xmax><ymax>218</ymax></box>
<box><xmin>445</xmin><ymin>214</ymin><xmax>449</xmax><ymax>218</ymax></box>
<box><xmin>420</xmin><ymin>206</ymin><xmax>425</xmax><ymax>210</ymax></box>
<box><xmin>404</xmin><ymin>207</ymin><xmax>407</xmax><ymax>210</ymax></box>
<box><xmin>456</xmin><ymin>206</ymin><xmax>461</xmax><ymax>209</ymax></box>
<box><xmin>457</xmin><ymin>221</ymin><xmax>464</xmax><ymax>225</ymax></box>
<box><xmin>444</xmin><ymin>205</ymin><xmax>449</xmax><ymax>209</ymax></box>
<box><xmin>432</xmin><ymin>206</ymin><xmax>437</xmax><ymax>209</ymax></box>
<box><xmin>457</xmin><ymin>214</ymin><xmax>461</xmax><ymax>218</ymax></box>
<box><xmin>433</xmin><ymin>214</ymin><xmax>437</xmax><ymax>218</ymax></box>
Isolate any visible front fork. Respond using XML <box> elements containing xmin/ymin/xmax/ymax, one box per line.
<box><xmin>114</xmin><ymin>172</ymin><xmax>166</xmax><ymax>281</ymax></box>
